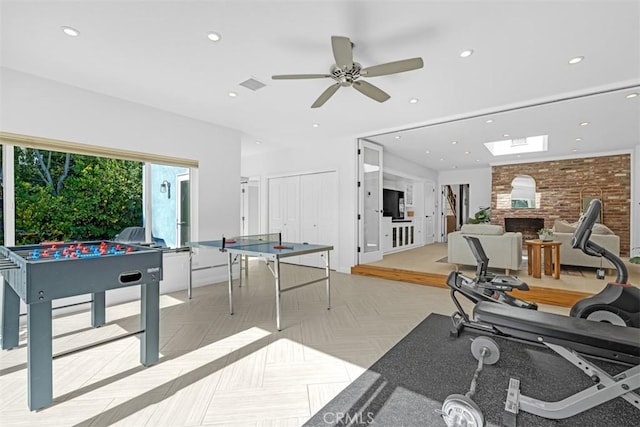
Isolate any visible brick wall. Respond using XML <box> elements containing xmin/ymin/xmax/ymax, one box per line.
<box><xmin>491</xmin><ymin>154</ymin><xmax>631</xmax><ymax>256</ymax></box>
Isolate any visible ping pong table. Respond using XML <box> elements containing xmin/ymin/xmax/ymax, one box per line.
<box><xmin>190</xmin><ymin>233</ymin><xmax>332</xmax><ymax>330</ymax></box>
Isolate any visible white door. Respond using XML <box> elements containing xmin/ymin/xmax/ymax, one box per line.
<box><xmin>268</xmin><ymin>176</ymin><xmax>300</xmax><ymax>264</ymax></box>
<box><xmin>240</xmin><ymin>182</ymin><xmax>249</xmax><ymax>236</ymax></box>
<box><xmin>241</xmin><ymin>180</ymin><xmax>260</xmax><ymax>236</ymax></box>
<box><xmin>424</xmin><ymin>181</ymin><xmax>435</xmax><ymax>244</ymax></box>
<box><xmin>300</xmin><ymin>172</ymin><xmax>338</xmax><ymax>268</ymax></box>
<box><xmin>358</xmin><ymin>140</ymin><xmax>384</xmax><ymax>264</ymax></box>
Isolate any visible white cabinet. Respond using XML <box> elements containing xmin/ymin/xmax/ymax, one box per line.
<box><xmin>383</xmin><ymin>220</ymin><xmax>416</xmax><ymax>254</ymax></box>
<box><xmin>383</xmin><ymin>217</ymin><xmax>393</xmax><ymax>252</ymax></box>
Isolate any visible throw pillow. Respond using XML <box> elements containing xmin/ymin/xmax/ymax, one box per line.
<box><xmin>461</xmin><ymin>224</ymin><xmax>504</xmax><ymax>235</ymax></box>
<box><xmin>592</xmin><ymin>223</ymin><xmax>614</xmax><ymax>235</ymax></box>
<box><xmin>553</xmin><ymin>219</ymin><xmax>577</xmax><ymax>233</ymax></box>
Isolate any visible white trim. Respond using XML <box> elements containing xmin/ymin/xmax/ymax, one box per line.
<box><xmin>2</xmin><ymin>145</ymin><xmax>16</xmax><ymax>246</ymax></box>
<box><xmin>489</xmin><ymin>149</ymin><xmax>633</xmax><ymax>167</ymax></box>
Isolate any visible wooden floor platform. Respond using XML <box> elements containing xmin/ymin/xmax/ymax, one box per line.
<box><xmin>350</xmin><ymin>264</ymin><xmax>593</xmax><ymax>308</ymax></box>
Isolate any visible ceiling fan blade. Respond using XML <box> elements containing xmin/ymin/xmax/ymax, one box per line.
<box><xmin>311</xmin><ymin>83</ymin><xmax>341</xmax><ymax>108</ymax></box>
<box><xmin>272</xmin><ymin>74</ymin><xmax>332</xmax><ymax>80</ymax></box>
<box><xmin>352</xmin><ymin>81</ymin><xmax>390</xmax><ymax>103</ymax></box>
<box><xmin>331</xmin><ymin>36</ymin><xmax>354</xmax><ymax>70</ymax></box>
<box><xmin>361</xmin><ymin>57</ymin><xmax>424</xmax><ymax>77</ymax></box>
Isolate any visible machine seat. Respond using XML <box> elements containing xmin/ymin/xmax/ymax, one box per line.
<box><xmin>473</xmin><ymin>301</ymin><xmax>640</xmax><ymax>359</ymax></box>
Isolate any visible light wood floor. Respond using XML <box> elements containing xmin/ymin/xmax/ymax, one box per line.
<box><xmin>364</xmin><ymin>243</ymin><xmax>640</xmax><ymax>294</ymax></box>
<box><xmin>1</xmin><ymin>261</ymin><xmax>569</xmax><ymax>426</ymax></box>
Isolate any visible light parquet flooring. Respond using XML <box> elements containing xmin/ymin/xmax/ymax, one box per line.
<box><xmin>0</xmin><ymin>260</ymin><xmax>569</xmax><ymax>426</ymax></box>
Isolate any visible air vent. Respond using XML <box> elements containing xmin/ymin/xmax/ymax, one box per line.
<box><xmin>239</xmin><ymin>78</ymin><xmax>266</xmax><ymax>91</ymax></box>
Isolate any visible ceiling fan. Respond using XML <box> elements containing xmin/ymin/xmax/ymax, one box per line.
<box><xmin>272</xmin><ymin>36</ymin><xmax>424</xmax><ymax>108</ymax></box>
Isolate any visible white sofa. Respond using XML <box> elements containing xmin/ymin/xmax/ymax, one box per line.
<box><xmin>552</xmin><ymin>220</ymin><xmax>620</xmax><ymax>269</ymax></box>
<box><xmin>448</xmin><ymin>224</ymin><xmax>523</xmax><ymax>273</ymax></box>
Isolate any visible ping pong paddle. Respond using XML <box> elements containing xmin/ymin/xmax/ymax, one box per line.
<box><xmin>225</xmin><ymin>239</ymin><xmax>236</xmax><ymax>244</ymax></box>
<box><xmin>273</xmin><ymin>245</ymin><xmax>293</xmax><ymax>249</ymax></box>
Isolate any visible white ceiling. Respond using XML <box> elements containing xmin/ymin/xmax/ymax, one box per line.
<box><xmin>1</xmin><ymin>1</ymin><xmax>639</xmax><ymax>170</ymax></box>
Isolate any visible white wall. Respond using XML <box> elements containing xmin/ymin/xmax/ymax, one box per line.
<box><xmin>241</xmin><ymin>137</ymin><xmax>356</xmax><ymax>273</ymax></box>
<box><xmin>633</xmin><ymin>145</ymin><xmax>640</xmax><ymax>257</ymax></box>
<box><xmin>1</xmin><ymin>68</ymin><xmax>241</xmax><ymax>308</ymax></box>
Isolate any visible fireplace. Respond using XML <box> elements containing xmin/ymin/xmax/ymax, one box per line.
<box><xmin>504</xmin><ymin>217</ymin><xmax>544</xmax><ymax>241</ymax></box>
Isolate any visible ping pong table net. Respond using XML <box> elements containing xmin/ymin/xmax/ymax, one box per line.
<box><xmin>221</xmin><ymin>233</ymin><xmax>282</xmax><ymax>250</ymax></box>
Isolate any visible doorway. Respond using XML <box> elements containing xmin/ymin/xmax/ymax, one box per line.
<box><xmin>440</xmin><ymin>183</ymin><xmax>469</xmax><ymax>242</ymax></box>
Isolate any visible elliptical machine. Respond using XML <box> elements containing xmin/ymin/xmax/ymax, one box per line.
<box><xmin>569</xmin><ymin>198</ymin><xmax>640</xmax><ymax>327</ymax></box>
<box><xmin>447</xmin><ymin>235</ymin><xmax>538</xmax><ymax>336</ymax></box>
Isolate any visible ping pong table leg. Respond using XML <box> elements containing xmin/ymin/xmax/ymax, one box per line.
<box><xmin>325</xmin><ymin>250</ymin><xmax>331</xmax><ymax>310</ymax></box>
<box><xmin>227</xmin><ymin>252</ymin><xmax>234</xmax><ymax>315</ymax></box>
<box><xmin>275</xmin><ymin>257</ymin><xmax>281</xmax><ymax>331</ymax></box>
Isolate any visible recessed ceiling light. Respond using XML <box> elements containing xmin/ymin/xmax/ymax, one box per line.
<box><xmin>452</xmin><ymin>165</ymin><xmax>458</xmax><ymax>169</ymax></box>
<box><xmin>312</xmin><ymin>123</ymin><xmax>319</xmax><ymax>128</ymax></box>
<box><xmin>503</xmin><ymin>134</ymin><xmax>510</xmax><ymax>137</ymax></box>
<box><xmin>572</xmin><ymin>149</ymin><xmax>578</xmax><ymax>152</ymax></box>
<box><xmin>568</xmin><ymin>56</ymin><xmax>584</xmax><ymax>64</ymax></box>
<box><xmin>485</xmin><ymin>119</ymin><xmax>494</xmax><ymax>124</ymax></box>
<box><xmin>626</xmin><ymin>92</ymin><xmax>639</xmax><ymax>99</ymax></box>
<box><xmin>394</xmin><ymin>135</ymin><xmax>401</xmax><ymax>139</ymax></box>
<box><xmin>207</xmin><ymin>32</ymin><xmax>221</xmax><ymax>42</ymax></box>
<box><xmin>580</xmin><ymin>122</ymin><xmax>589</xmax><ymax>126</ymax></box>
<box><xmin>475</xmin><ymin>159</ymin><xmax>480</xmax><ymax>162</ymax></box>
<box><xmin>460</xmin><ymin>49</ymin><xmax>474</xmax><ymax>58</ymax></box>
<box><xmin>425</xmin><ymin>150</ymin><xmax>431</xmax><ymax>154</ymax></box>
<box><xmin>451</xmin><ymin>141</ymin><xmax>458</xmax><ymax>145</ymax></box>
<box><xmin>409</xmin><ymin>98</ymin><xmax>419</xmax><ymax>104</ymax></box>
<box><xmin>255</xmin><ymin>141</ymin><xmax>262</xmax><ymax>145</ymax></box>
<box><xmin>516</xmin><ymin>155</ymin><xmax>521</xmax><ymax>158</ymax></box>
<box><xmin>439</xmin><ymin>158</ymin><xmax>444</xmax><ymax>161</ymax></box>
<box><xmin>576</xmin><ymin>137</ymin><xmax>582</xmax><ymax>142</ymax></box>
<box><xmin>464</xmin><ymin>151</ymin><xmax>470</xmax><ymax>154</ymax></box>
<box><xmin>228</xmin><ymin>91</ymin><xmax>237</xmax><ymax>97</ymax></box>
<box><xmin>61</xmin><ymin>26</ymin><xmax>80</xmax><ymax>37</ymax></box>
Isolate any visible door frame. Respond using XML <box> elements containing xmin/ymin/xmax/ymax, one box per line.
<box><xmin>357</xmin><ymin>139</ymin><xmax>384</xmax><ymax>264</ymax></box>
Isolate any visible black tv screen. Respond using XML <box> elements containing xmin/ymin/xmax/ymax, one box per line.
<box><xmin>383</xmin><ymin>189</ymin><xmax>404</xmax><ymax>219</ymax></box>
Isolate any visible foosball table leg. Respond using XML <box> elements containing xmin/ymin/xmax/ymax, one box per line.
<box><xmin>1</xmin><ymin>280</ymin><xmax>20</xmax><ymax>350</ymax></box>
<box><xmin>27</xmin><ymin>300</ymin><xmax>53</xmax><ymax>411</ymax></box>
<box><xmin>140</xmin><ymin>282</ymin><xmax>159</xmax><ymax>366</ymax></box>
<box><xmin>91</xmin><ymin>291</ymin><xmax>106</xmax><ymax>327</ymax></box>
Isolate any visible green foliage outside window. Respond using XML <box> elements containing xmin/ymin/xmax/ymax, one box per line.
<box><xmin>14</xmin><ymin>148</ymin><xmax>143</xmax><ymax>244</ymax></box>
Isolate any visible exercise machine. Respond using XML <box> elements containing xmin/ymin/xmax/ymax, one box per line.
<box><xmin>568</xmin><ymin>199</ymin><xmax>640</xmax><ymax>327</ymax></box>
<box><xmin>449</xmin><ymin>199</ymin><xmax>640</xmax><ymax>333</ymax></box>
<box><xmin>440</xmin><ymin>199</ymin><xmax>640</xmax><ymax>426</ymax></box>
<box><xmin>447</xmin><ymin>235</ymin><xmax>538</xmax><ymax>336</ymax></box>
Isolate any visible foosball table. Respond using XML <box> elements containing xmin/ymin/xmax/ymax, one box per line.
<box><xmin>0</xmin><ymin>241</ymin><xmax>163</xmax><ymax>410</ymax></box>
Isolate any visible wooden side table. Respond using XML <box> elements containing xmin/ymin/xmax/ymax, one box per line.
<box><xmin>525</xmin><ymin>240</ymin><xmax>562</xmax><ymax>279</ymax></box>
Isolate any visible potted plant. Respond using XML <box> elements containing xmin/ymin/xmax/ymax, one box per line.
<box><xmin>538</xmin><ymin>228</ymin><xmax>554</xmax><ymax>241</ymax></box>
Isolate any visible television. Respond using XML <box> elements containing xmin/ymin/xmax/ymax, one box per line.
<box><xmin>383</xmin><ymin>189</ymin><xmax>405</xmax><ymax>220</ymax></box>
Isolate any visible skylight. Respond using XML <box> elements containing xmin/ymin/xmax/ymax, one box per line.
<box><xmin>484</xmin><ymin>135</ymin><xmax>548</xmax><ymax>156</ymax></box>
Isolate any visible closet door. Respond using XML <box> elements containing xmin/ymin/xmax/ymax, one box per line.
<box><xmin>269</xmin><ymin>176</ymin><xmax>300</xmax><ymax>264</ymax></box>
<box><xmin>300</xmin><ymin>172</ymin><xmax>338</xmax><ymax>268</ymax></box>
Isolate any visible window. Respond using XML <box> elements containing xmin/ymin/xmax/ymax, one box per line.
<box><xmin>2</xmin><ymin>133</ymin><xmax>195</xmax><ymax>249</ymax></box>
